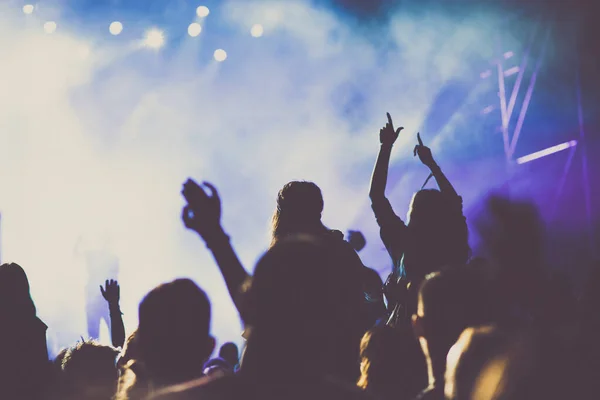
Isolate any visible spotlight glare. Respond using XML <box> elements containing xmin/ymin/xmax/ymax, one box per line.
<box><xmin>144</xmin><ymin>29</ymin><xmax>165</xmax><ymax>49</ymax></box>
<box><xmin>196</xmin><ymin>6</ymin><xmax>210</xmax><ymax>18</ymax></box>
<box><xmin>44</xmin><ymin>21</ymin><xmax>57</xmax><ymax>34</ymax></box>
<box><xmin>214</xmin><ymin>49</ymin><xmax>227</xmax><ymax>62</ymax></box>
<box><xmin>188</xmin><ymin>23</ymin><xmax>202</xmax><ymax>37</ymax></box>
<box><xmin>109</xmin><ymin>21</ymin><xmax>123</xmax><ymax>36</ymax></box>
<box><xmin>23</xmin><ymin>4</ymin><xmax>34</xmax><ymax>14</ymax></box>
<box><xmin>250</xmin><ymin>24</ymin><xmax>264</xmax><ymax>38</ymax></box>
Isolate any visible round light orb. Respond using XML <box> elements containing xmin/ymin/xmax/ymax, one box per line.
<box><xmin>188</xmin><ymin>23</ymin><xmax>202</xmax><ymax>37</ymax></box>
<box><xmin>109</xmin><ymin>21</ymin><xmax>123</xmax><ymax>36</ymax></box>
<box><xmin>44</xmin><ymin>21</ymin><xmax>57</xmax><ymax>34</ymax></box>
<box><xmin>250</xmin><ymin>24</ymin><xmax>264</xmax><ymax>38</ymax></box>
<box><xmin>213</xmin><ymin>49</ymin><xmax>227</xmax><ymax>62</ymax></box>
<box><xmin>23</xmin><ymin>4</ymin><xmax>34</xmax><ymax>14</ymax></box>
<box><xmin>196</xmin><ymin>6</ymin><xmax>210</xmax><ymax>18</ymax></box>
<box><xmin>144</xmin><ymin>29</ymin><xmax>165</xmax><ymax>49</ymax></box>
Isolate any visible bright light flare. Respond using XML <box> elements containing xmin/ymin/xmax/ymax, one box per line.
<box><xmin>214</xmin><ymin>49</ymin><xmax>227</xmax><ymax>62</ymax></box>
<box><xmin>109</xmin><ymin>21</ymin><xmax>123</xmax><ymax>36</ymax></box>
<box><xmin>251</xmin><ymin>24</ymin><xmax>264</xmax><ymax>38</ymax></box>
<box><xmin>23</xmin><ymin>4</ymin><xmax>34</xmax><ymax>14</ymax></box>
<box><xmin>188</xmin><ymin>23</ymin><xmax>202</xmax><ymax>37</ymax></box>
<box><xmin>44</xmin><ymin>21</ymin><xmax>57</xmax><ymax>34</ymax></box>
<box><xmin>516</xmin><ymin>140</ymin><xmax>577</xmax><ymax>164</ymax></box>
<box><xmin>196</xmin><ymin>6</ymin><xmax>210</xmax><ymax>18</ymax></box>
<box><xmin>144</xmin><ymin>29</ymin><xmax>165</xmax><ymax>49</ymax></box>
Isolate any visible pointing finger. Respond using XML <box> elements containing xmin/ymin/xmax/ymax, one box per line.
<box><xmin>417</xmin><ymin>132</ymin><xmax>423</xmax><ymax>146</ymax></box>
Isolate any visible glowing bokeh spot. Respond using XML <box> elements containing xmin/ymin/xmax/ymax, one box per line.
<box><xmin>250</xmin><ymin>24</ymin><xmax>264</xmax><ymax>38</ymax></box>
<box><xmin>214</xmin><ymin>49</ymin><xmax>227</xmax><ymax>62</ymax></box>
<box><xmin>23</xmin><ymin>4</ymin><xmax>34</xmax><ymax>14</ymax></box>
<box><xmin>188</xmin><ymin>23</ymin><xmax>202</xmax><ymax>37</ymax></box>
<box><xmin>109</xmin><ymin>21</ymin><xmax>123</xmax><ymax>36</ymax></box>
<box><xmin>44</xmin><ymin>21</ymin><xmax>57</xmax><ymax>34</ymax></box>
<box><xmin>196</xmin><ymin>6</ymin><xmax>210</xmax><ymax>18</ymax></box>
<box><xmin>144</xmin><ymin>29</ymin><xmax>165</xmax><ymax>49</ymax></box>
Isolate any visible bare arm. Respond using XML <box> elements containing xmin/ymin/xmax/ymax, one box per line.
<box><xmin>100</xmin><ymin>280</ymin><xmax>126</xmax><ymax>348</ymax></box>
<box><xmin>369</xmin><ymin>113</ymin><xmax>403</xmax><ymax>201</ymax></box>
<box><xmin>414</xmin><ymin>133</ymin><xmax>458</xmax><ymax>197</ymax></box>
<box><xmin>196</xmin><ymin>226</ymin><xmax>249</xmax><ymax>312</ymax></box>
<box><xmin>181</xmin><ymin>180</ymin><xmax>249</xmax><ymax>315</ymax></box>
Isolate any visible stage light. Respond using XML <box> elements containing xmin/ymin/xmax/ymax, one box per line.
<box><xmin>144</xmin><ymin>29</ymin><xmax>165</xmax><ymax>49</ymax></box>
<box><xmin>504</xmin><ymin>51</ymin><xmax>514</xmax><ymax>59</ymax></box>
<box><xmin>23</xmin><ymin>4</ymin><xmax>34</xmax><ymax>14</ymax></box>
<box><xmin>250</xmin><ymin>24</ymin><xmax>264</xmax><ymax>38</ymax></box>
<box><xmin>44</xmin><ymin>21</ymin><xmax>57</xmax><ymax>34</ymax></box>
<box><xmin>188</xmin><ymin>23</ymin><xmax>202</xmax><ymax>37</ymax></box>
<box><xmin>214</xmin><ymin>49</ymin><xmax>227</xmax><ymax>62</ymax></box>
<box><xmin>196</xmin><ymin>6</ymin><xmax>210</xmax><ymax>18</ymax></box>
<box><xmin>504</xmin><ymin>66</ymin><xmax>519</xmax><ymax>77</ymax></box>
<box><xmin>516</xmin><ymin>140</ymin><xmax>577</xmax><ymax>164</ymax></box>
<box><xmin>109</xmin><ymin>21</ymin><xmax>123</xmax><ymax>36</ymax></box>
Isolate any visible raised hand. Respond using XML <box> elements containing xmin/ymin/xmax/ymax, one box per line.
<box><xmin>379</xmin><ymin>113</ymin><xmax>404</xmax><ymax>146</ymax></box>
<box><xmin>413</xmin><ymin>133</ymin><xmax>436</xmax><ymax>168</ymax></box>
<box><xmin>100</xmin><ymin>279</ymin><xmax>120</xmax><ymax>306</ymax></box>
<box><xmin>181</xmin><ymin>179</ymin><xmax>222</xmax><ymax>238</ymax></box>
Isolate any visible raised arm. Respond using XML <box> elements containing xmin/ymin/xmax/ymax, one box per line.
<box><xmin>181</xmin><ymin>180</ymin><xmax>249</xmax><ymax>314</ymax></box>
<box><xmin>369</xmin><ymin>113</ymin><xmax>403</xmax><ymax>201</ymax></box>
<box><xmin>100</xmin><ymin>279</ymin><xmax>126</xmax><ymax>348</ymax></box>
<box><xmin>414</xmin><ymin>133</ymin><xmax>458</xmax><ymax>197</ymax></box>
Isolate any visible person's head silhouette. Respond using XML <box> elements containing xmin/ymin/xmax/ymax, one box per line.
<box><xmin>270</xmin><ymin>181</ymin><xmax>328</xmax><ymax>247</ymax></box>
<box><xmin>138</xmin><ymin>279</ymin><xmax>214</xmax><ymax>386</ymax></box>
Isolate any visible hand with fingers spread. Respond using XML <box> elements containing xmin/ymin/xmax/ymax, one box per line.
<box><xmin>181</xmin><ymin>179</ymin><xmax>223</xmax><ymax>240</ymax></box>
<box><xmin>100</xmin><ymin>279</ymin><xmax>120</xmax><ymax>306</ymax></box>
<box><xmin>413</xmin><ymin>132</ymin><xmax>436</xmax><ymax>168</ymax></box>
<box><xmin>380</xmin><ymin>113</ymin><xmax>404</xmax><ymax>146</ymax></box>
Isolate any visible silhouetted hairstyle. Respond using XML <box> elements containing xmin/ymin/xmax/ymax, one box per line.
<box><xmin>137</xmin><ymin>278</ymin><xmax>213</xmax><ymax>386</ymax></box>
<box><xmin>270</xmin><ymin>181</ymin><xmax>328</xmax><ymax>247</ymax></box>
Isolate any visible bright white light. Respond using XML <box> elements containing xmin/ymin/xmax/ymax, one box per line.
<box><xmin>214</xmin><ymin>49</ymin><xmax>227</xmax><ymax>62</ymax></box>
<box><xmin>109</xmin><ymin>21</ymin><xmax>123</xmax><ymax>36</ymax></box>
<box><xmin>196</xmin><ymin>6</ymin><xmax>210</xmax><ymax>18</ymax></box>
<box><xmin>23</xmin><ymin>4</ymin><xmax>34</xmax><ymax>14</ymax></box>
<box><xmin>504</xmin><ymin>51</ymin><xmax>514</xmax><ymax>59</ymax></box>
<box><xmin>250</xmin><ymin>24</ymin><xmax>264</xmax><ymax>38</ymax></box>
<box><xmin>516</xmin><ymin>140</ymin><xmax>577</xmax><ymax>164</ymax></box>
<box><xmin>44</xmin><ymin>21</ymin><xmax>57</xmax><ymax>34</ymax></box>
<box><xmin>188</xmin><ymin>23</ymin><xmax>202</xmax><ymax>37</ymax></box>
<box><xmin>144</xmin><ymin>29</ymin><xmax>165</xmax><ymax>49</ymax></box>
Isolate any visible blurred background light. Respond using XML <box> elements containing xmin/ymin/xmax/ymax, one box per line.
<box><xmin>250</xmin><ymin>24</ymin><xmax>264</xmax><ymax>38</ymax></box>
<box><xmin>44</xmin><ymin>21</ymin><xmax>57</xmax><ymax>34</ymax></box>
<box><xmin>144</xmin><ymin>28</ymin><xmax>165</xmax><ymax>49</ymax></box>
<box><xmin>109</xmin><ymin>21</ymin><xmax>123</xmax><ymax>36</ymax></box>
<box><xmin>188</xmin><ymin>22</ymin><xmax>202</xmax><ymax>37</ymax></box>
<box><xmin>213</xmin><ymin>48</ymin><xmax>227</xmax><ymax>61</ymax></box>
<box><xmin>22</xmin><ymin>4</ymin><xmax>34</xmax><ymax>15</ymax></box>
<box><xmin>196</xmin><ymin>6</ymin><xmax>210</xmax><ymax>18</ymax></box>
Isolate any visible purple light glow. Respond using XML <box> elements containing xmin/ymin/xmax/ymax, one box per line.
<box><xmin>516</xmin><ymin>140</ymin><xmax>578</xmax><ymax>164</ymax></box>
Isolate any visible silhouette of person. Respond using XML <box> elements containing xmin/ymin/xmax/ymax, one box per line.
<box><xmin>75</xmin><ymin>234</ymin><xmax>120</xmax><ymax>340</ymax></box>
<box><xmin>0</xmin><ymin>263</ymin><xmax>51</xmax><ymax>399</ymax></box>
<box><xmin>369</xmin><ymin>113</ymin><xmax>469</xmax><ymax>325</ymax></box>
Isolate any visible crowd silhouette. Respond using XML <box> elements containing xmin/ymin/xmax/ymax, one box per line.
<box><xmin>0</xmin><ymin>113</ymin><xmax>597</xmax><ymax>399</ymax></box>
